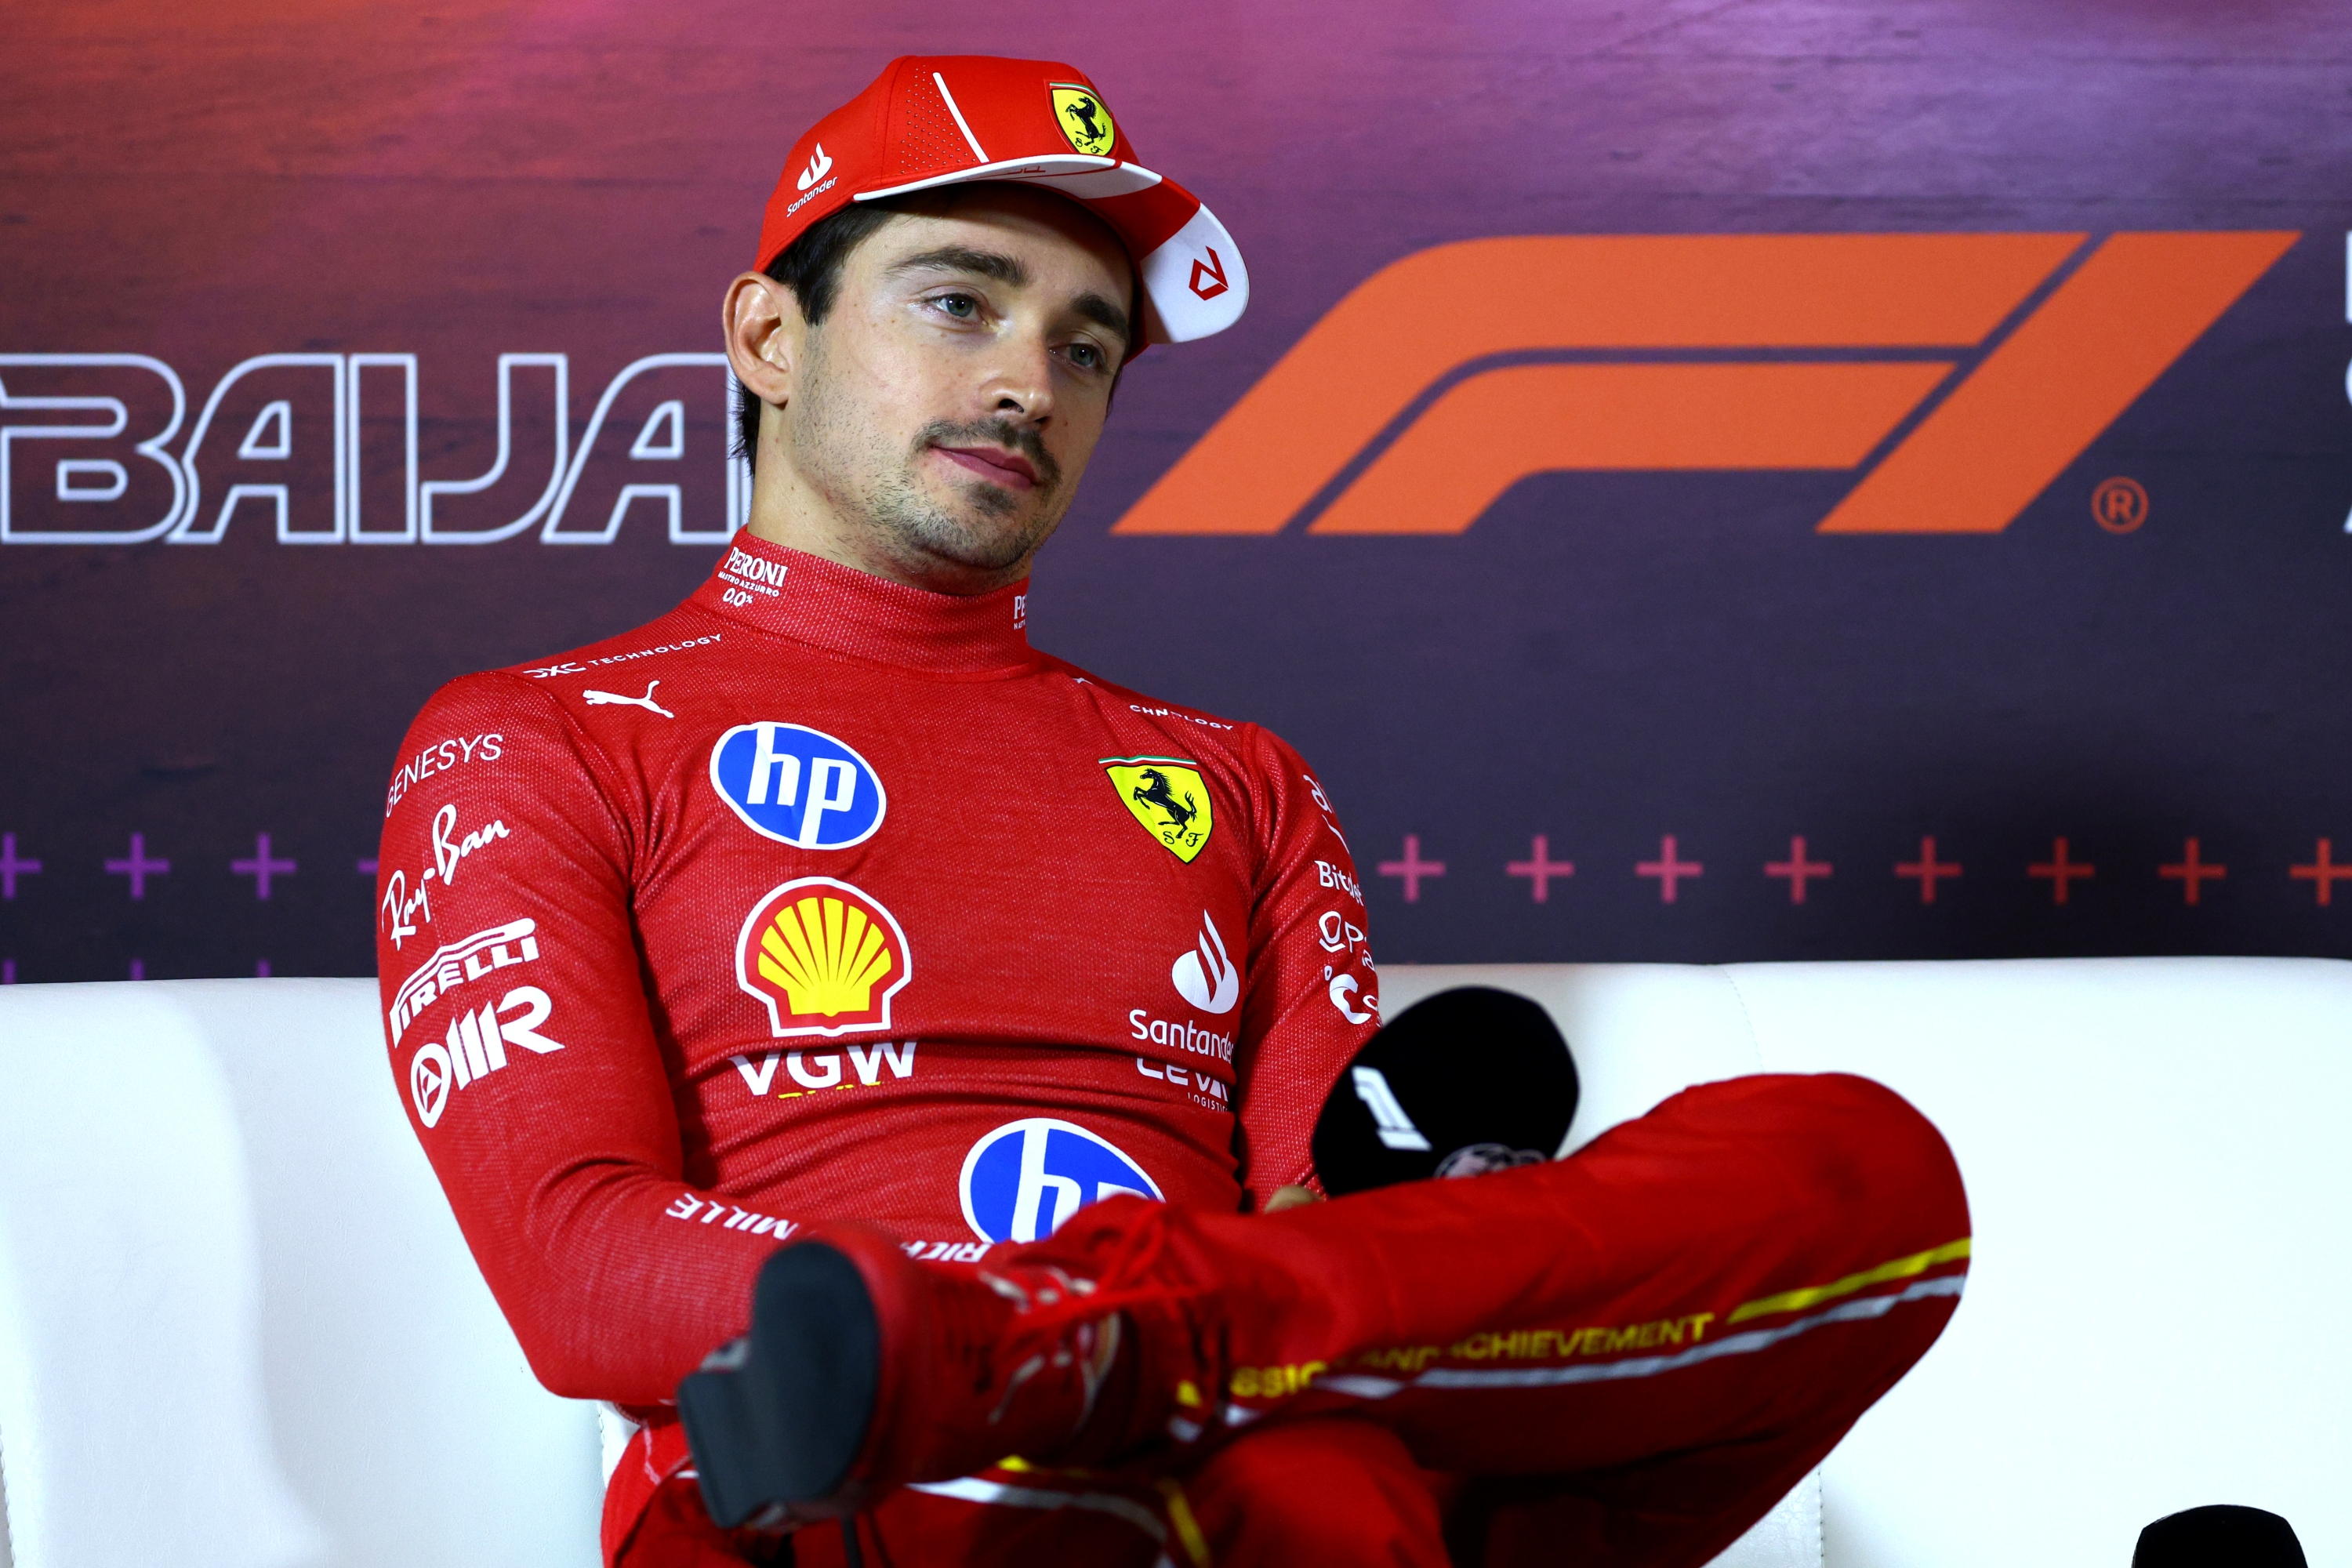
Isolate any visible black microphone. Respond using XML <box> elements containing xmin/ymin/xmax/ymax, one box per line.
<box><xmin>1310</xmin><ymin>986</ymin><xmax>1578</xmax><ymax>1198</ymax></box>
<box><xmin>2134</xmin><ymin>1505</ymin><xmax>2306</xmax><ymax>1568</ymax></box>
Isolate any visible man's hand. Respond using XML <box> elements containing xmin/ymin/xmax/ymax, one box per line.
<box><xmin>1264</xmin><ymin>1185</ymin><xmax>1323</xmax><ymax>1213</ymax></box>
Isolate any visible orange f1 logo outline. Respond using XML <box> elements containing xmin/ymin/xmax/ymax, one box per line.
<box><xmin>1111</xmin><ymin>231</ymin><xmax>2297</xmax><ymax>537</ymax></box>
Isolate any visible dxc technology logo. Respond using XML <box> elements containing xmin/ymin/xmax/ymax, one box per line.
<box><xmin>710</xmin><ymin>722</ymin><xmax>885</xmax><ymax>848</ymax></box>
<box><xmin>960</xmin><ymin>1119</ymin><xmax>1163</xmax><ymax>1244</ymax></box>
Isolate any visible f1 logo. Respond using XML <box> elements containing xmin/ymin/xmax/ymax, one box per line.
<box><xmin>1112</xmin><ymin>230</ymin><xmax>2296</xmax><ymax>537</ymax></box>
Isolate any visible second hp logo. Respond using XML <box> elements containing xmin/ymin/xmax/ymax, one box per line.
<box><xmin>959</xmin><ymin>1119</ymin><xmax>1163</xmax><ymax>1244</ymax></box>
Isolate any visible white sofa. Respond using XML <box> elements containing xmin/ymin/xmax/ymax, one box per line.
<box><xmin>1</xmin><ymin>960</ymin><xmax>2344</xmax><ymax>1567</ymax></box>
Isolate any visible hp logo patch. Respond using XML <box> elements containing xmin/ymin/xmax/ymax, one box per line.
<box><xmin>710</xmin><ymin>722</ymin><xmax>885</xmax><ymax>849</ymax></box>
<box><xmin>959</xmin><ymin>1119</ymin><xmax>1164</xmax><ymax>1244</ymax></box>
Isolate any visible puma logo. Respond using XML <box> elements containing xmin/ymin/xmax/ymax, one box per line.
<box><xmin>583</xmin><ymin>680</ymin><xmax>675</xmax><ymax>719</ymax></box>
<box><xmin>797</xmin><ymin>143</ymin><xmax>833</xmax><ymax>191</ymax></box>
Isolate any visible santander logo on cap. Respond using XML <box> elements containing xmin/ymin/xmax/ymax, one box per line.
<box><xmin>755</xmin><ymin>55</ymin><xmax>1247</xmax><ymax>347</ymax></box>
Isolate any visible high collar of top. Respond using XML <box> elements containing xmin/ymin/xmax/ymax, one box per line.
<box><xmin>688</xmin><ymin>532</ymin><xmax>1037</xmax><ymax>676</ymax></box>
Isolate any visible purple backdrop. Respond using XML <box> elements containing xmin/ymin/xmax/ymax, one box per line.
<box><xmin>2</xmin><ymin>0</ymin><xmax>2349</xmax><ymax>982</ymax></box>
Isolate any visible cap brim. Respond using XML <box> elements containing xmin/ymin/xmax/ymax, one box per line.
<box><xmin>853</xmin><ymin>159</ymin><xmax>1248</xmax><ymax>346</ymax></box>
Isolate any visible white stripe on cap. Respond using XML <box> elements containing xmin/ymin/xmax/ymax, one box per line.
<box><xmin>855</xmin><ymin>154</ymin><xmax>1157</xmax><ymax>205</ymax></box>
<box><xmin>1014</xmin><ymin>162</ymin><xmax>1165</xmax><ymax>199</ymax></box>
<box><xmin>931</xmin><ymin>71</ymin><xmax>989</xmax><ymax>163</ymax></box>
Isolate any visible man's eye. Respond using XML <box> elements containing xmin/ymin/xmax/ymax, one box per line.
<box><xmin>935</xmin><ymin>293</ymin><xmax>978</xmax><ymax>319</ymax></box>
<box><xmin>1069</xmin><ymin>342</ymin><xmax>1103</xmax><ymax>371</ymax></box>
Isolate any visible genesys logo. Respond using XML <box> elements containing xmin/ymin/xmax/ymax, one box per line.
<box><xmin>409</xmin><ymin>984</ymin><xmax>565</xmax><ymax>1129</ymax></box>
<box><xmin>710</xmin><ymin>722</ymin><xmax>886</xmax><ymax>848</ymax></box>
<box><xmin>735</xmin><ymin>877</ymin><xmax>911</xmax><ymax>1037</ymax></box>
<box><xmin>1109</xmin><ymin>230</ymin><xmax>2300</xmax><ymax>539</ymax></box>
<box><xmin>385</xmin><ymin>732</ymin><xmax>502</xmax><ymax>816</ymax></box>
<box><xmin>959</xmin><ymin>1118</ymin><xmax>1163</xmax><ymax>1244</ymax></box>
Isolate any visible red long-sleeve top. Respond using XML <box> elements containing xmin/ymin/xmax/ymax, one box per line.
<box><xmin>372</xmin><ymin>535</ymin><xmax>1377</xmax><ymax>1410</ymax></box>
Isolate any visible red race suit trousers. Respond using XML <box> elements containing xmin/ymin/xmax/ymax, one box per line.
<box><xmin>604</xmin><ymin>1070</ymin><xmax>1969</xmax><ymax>1568</ymax></box>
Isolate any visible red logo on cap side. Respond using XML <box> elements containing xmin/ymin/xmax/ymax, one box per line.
<box><xmin>1189</xmin><ymin>248</ymin><xmax>1231</xmax><ymax>302</ymax></box>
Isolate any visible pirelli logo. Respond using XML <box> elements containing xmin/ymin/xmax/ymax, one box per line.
<box><xmin>1111</xmin><ymin>231</ymin><xmax>2297</xmax><ymax>537</ymax></box>
<box><xmin>387</xmin><ymin>916</ymin><xmax>540</xmax><ymax>1044</ymax></box>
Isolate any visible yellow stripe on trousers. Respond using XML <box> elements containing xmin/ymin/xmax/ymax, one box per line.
<box><xmin>1156</xmin><ymin>1479</ymin><xmax>1214</xmax><ymax>1568</ymax></box>
<box><xmin>1728</xmin><ymin>1236</ymin><xmax>1973</xmax><ymax>1325</ymax></box>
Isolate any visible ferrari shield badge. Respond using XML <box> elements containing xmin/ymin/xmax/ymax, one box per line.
<box><xmin>1050</xmin><ymin>84</ymin><xmax>1116</xmax><ymax>158</ymax></box>
<box><xmin>1102</xmin><ymin>757</ymin><xmax>1213</xmax><ymax>862</ymax></box>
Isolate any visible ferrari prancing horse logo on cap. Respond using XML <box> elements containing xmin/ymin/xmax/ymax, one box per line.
<box><xmin>1051</xmin><ymin>84</ymin><xmax>1116</xmax><ymax>158</ymax></box>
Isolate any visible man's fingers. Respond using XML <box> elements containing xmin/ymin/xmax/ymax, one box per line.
<box><xmin>1264</xmin><ymin>1184</ymin><xmax>1323</xmax><ymax>1213</ymax></box>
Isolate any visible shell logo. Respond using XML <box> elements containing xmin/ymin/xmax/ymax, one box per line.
<box><xmin>734</xmin><ymin>876</ymin><xmax>912</xmax><ymax>1038</ymax></box>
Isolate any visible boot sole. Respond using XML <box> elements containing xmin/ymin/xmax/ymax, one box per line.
<box><xmin>677</xmin><ymin>1242</ymin><xmax>881</xmax><ymax>1528</ymax></box>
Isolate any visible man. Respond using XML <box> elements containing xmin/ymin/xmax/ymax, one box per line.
<box><xmin>373</xmin><ymin>55</ymin><xmax>1968</xmax><ymax>1568</ymax></box>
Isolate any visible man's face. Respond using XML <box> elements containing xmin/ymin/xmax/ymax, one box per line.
<box><xmin>779</xmin><ymin>187</ymin><xmax>1134</xmax><ymax>585</ymax></box>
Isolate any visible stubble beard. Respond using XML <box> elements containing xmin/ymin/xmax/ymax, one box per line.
<box><xmin>795</xmin><ymin>346</ymin><xmax>1069</xmax><ymax>578</ymax></box>
<box><xmin>865</xmin><ymin>416</ymin><xmax>1066</xmax><ymax>574</ymax></box>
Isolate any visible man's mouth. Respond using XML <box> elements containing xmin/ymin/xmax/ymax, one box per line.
<box><xmin>933</xmin><ymin>445</ymin><xmax>1040</xmax><ymax>491</ymax></box>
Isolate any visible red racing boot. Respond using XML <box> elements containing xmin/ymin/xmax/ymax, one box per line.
<box><xmin>677</xmin><ymin>1224</ymin><xmax>1152</xmax><ymax>1530</ymax></box>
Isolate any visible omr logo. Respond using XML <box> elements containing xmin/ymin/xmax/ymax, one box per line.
<box><xmin>1111</xmin><ymin>231</ymin><xmax>2297</xmax><ymax>537</ymax></box>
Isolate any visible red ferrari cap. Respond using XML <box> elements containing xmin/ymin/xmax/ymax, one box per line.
<box><xmin>757</xmin><ymin>56</ymin><xmax>1247</xmax><ymax>347</ymax></box>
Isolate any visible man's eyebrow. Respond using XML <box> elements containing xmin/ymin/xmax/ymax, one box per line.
<box><xmin>884</xmin><ymin>245</ymin><xmax>1031</xmax><ymax>287</ymax></box>
<box><xmin>1069</xmin><ymin>290</ymin><xmax>1132</xmax><ymax>345</ymax></box>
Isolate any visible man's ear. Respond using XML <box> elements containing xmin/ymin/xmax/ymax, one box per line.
<box><xmin>723</xmin><ymin>271</ymin><xmax>804</xmax><ymax>416</ymax></box>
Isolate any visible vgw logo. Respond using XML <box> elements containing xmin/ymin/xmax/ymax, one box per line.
<box><xmin>960</xmin><ymin>1119</ymin><xmax>1163</xmax><ymax>1244</ymax></box>
<box><xmin>1110</xmin><ymin>230</ymin><xmax>2297</xmax><ymax>537</ymax></box>
<box><xmin>710</xmin><ymin>722</ymin><xmax>885</xmax><ymax>848</ymax></box>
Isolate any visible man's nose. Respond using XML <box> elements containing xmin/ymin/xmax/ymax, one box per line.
<box><xmin>982</xmin><ymin>334</ymin><xmax>1058</xmax><ymax>426</ymax></box>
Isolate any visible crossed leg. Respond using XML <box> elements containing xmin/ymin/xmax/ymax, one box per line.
<box><xmin>618</xmin><ymin>1072</ymin><xmax>1968</xmax><ymax>1567</ymax></box>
